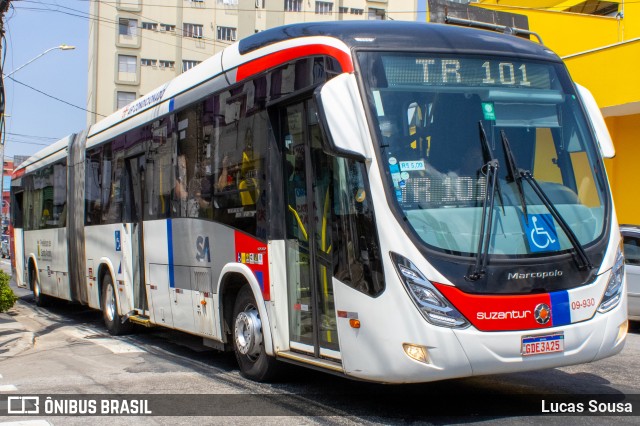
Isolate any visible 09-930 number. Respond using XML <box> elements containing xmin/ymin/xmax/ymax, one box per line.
<box><xmin>571</xmin><ymin>298</ymin><xmax>595</xmax><ymax>310</ymax></box>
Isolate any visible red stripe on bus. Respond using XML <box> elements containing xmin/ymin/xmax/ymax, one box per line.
<box><xmin>434</xmin><ymin>283</ymin><xmax>553</xmax><ymax>332</ymax></box>
<box><xmin>236</xmin><ymin>44</ymin><xmax>353</xmax><ymax>82</ymax></box>
<box><xmin>234</xmin><ymin>231</ymin><xmax>270</xmax><ymax>301</ymax></box>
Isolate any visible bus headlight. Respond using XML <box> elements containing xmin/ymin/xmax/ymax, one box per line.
<box><xmin>597</xmin><ymin>247</ymin><xmax>625</xmax><ymax>314</ymax></box>
<box><xmin>391</xmin><ymin>253</ymin><xmax>469</xmax><ymax>329</ymax></box>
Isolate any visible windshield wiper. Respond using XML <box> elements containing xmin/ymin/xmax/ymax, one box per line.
<box><xmin>467</xmin><ymin>122</ymin><xmax>501</xmax><ymax>281</ymax></box>
<box><xmin>500</xmin><ymin>130</ymin><xmax>528</xmax><ymax>221</ymax></box>
<box><xmin>499</xmin><ymin>131</ymin><xmax>593</xmax><ymax>271</ymax></box>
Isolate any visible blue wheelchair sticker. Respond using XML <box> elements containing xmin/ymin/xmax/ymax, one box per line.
<box><xmin>521</xmin><ymin>213</ymin><xmax>560</xmax><ymax>253</ymax></box>
<box><xmin>115</xmin><ymin>231</ymin><xmax>121</xmax><ymax>252</ymax></box>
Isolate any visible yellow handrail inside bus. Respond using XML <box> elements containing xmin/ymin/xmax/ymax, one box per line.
<box><xmin>288</xmin><ymin>205</ymin><xmax>308</xmax><ymax>241</ymax></box>
<box><xmin>321</xmin><ymin>185</ymin><xmax>332</xmax><ymax>343</ymax></box>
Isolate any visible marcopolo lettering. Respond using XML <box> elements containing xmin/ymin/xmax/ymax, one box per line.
<box><xmin>507</xmin><ymin>270</ymin><xmax>563</xmax><ymax>280</ymax></box>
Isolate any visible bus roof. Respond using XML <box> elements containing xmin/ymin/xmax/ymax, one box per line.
<box><xmin>13</xmin><ymin>135</ymin><xmax>72</xmax><ymax>177</ymax></box>
<box><xmin>238</xmin><ymin>20</ymin><xmax>559</xmax><ymax>59</ymax></box>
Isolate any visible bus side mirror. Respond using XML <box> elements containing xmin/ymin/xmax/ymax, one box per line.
<box><xmin>314</xmin><ymin>73</ymin><xmax>372</xmax><ymax>162</ymax></box>
<box><xmin>575</xmin><ymin>83</ymin><xmax>615</xmax><ymax>159</ymax></box>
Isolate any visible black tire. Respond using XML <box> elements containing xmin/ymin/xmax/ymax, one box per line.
<box><xmin>232</xmin><ymin>286</ymin><xmax>280</xmax><ymax>382</ymax></box>
<box><xmin>31</xmin><ymin>267</ymin><xmax>49</xmax><ymax>307</ymax></box>
<box><xmin>101</xmin><ymin>275</ymin><xmax>132</xmax><ymax>336</ymax></box>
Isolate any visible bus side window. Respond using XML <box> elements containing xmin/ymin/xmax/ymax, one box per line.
<box><xmin>212</xmin><ymin>85</ymin><xmax>268</xmax><ymax>238</ymax></box>
<box><xmin>332</xmin><ymin>158</ymin><xmax>384</xmax><ymax>296</ymax></box>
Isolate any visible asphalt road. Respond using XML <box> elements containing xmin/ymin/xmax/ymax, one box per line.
<box><xmin>1</xmin><ymin>258</ymin><xmax>639</xmax><ymax>425</ymax></box>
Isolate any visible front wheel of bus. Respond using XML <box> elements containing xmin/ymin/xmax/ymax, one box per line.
<box><xmin>232</xmin><ymin>286</ymin><xmax>280</xmax><ymax>382</ymax></box>
<box><xmin>101</xmin><ymin>275</ymin><xmax>132</xmax><ymax>336</ymax></box>
<box><xmin>31</xmin><ymin>269</ymin><xmax>48</xmax><ymax>307</ymax></box>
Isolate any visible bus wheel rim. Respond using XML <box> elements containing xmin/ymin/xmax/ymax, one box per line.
<box><xmin>105</xmin><ymin>285</ymin><xmax>116</xmax><ymax>322</ymax></box>
<box><xmin>234</xmin><ymin>307</ymin><xmax>262</xmax><ymax>359</ymax></box>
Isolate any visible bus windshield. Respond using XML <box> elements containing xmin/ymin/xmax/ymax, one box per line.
<box><xmin>357</xmin><ymin>52</ymin><xmax>607</xmax><ymax>257</ymax></box>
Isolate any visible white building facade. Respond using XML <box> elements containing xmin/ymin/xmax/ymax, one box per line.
<box><xmin>86</xmin><ymin>0</ymin><xmax>418</xmax><ymax>124</ymax></box>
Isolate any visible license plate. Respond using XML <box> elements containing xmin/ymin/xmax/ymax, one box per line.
<box><xmin>521</xmin><ymin>332</ymin><xmax>564</xmax><ymax>356</ymax></box>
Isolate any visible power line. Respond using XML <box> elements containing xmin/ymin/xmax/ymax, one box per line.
<box><xmin>6</xmin><ymin>138</ymin><xmax>50</xmax><ymax>146</ymax></box>
<box><xmin>16</xmin><ymin>0</ymin><xmax>236</xmax><ymax>51</ymax></box>
<box><xmin>4</xmin><ymin>131</ymin><xmax>57</xmax><ymax>140</ymax></box>
<box><xmin>6</xmin><ymin>75</ymin><xmax>106</xmax><ymax>117</ymax></box>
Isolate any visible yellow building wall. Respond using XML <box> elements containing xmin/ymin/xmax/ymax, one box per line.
<box><xmin>563</xmin><ymin>40</ymin><xmax>640</xmax><ymax>110</ymax></box>
<box><xmin>604</xmin><ymin>115</ymin><xmax>640</xmax><ymax>225</ymax></box>
<box><xmin>476</xmin><ymin>3</ymin><xmax>620</xmax><ymax>56</ymax></box>
<box><xmin>478</xmin><ymin>1</ymin><xmax>640</xmax><ymax>43</ymax></box>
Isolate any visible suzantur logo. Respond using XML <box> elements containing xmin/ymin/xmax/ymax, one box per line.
<box><xmin>477</xmin><ymin>310</ymin><xmax>531</xmax><ymax>320</ymax></box>
<box><xmin>507</xmin><ymin>270</ymin><xmax>563</xmax><ymax>280</ymax></box>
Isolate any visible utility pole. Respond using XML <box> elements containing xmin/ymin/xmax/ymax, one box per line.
<box><xmin>0</xmin><ymin>0</ymin><xmax>11</xmax><ymax>230</ymax></box>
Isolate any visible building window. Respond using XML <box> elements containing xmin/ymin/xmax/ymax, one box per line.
<box><xmin>368</xmin><ymin>8</ymin><xmax>385</xmax><ymax>20</ymax></box>
<box><xmin>161</xmin><ymin>23</ymin><xmax>175</xmax><ymax>32</ymax></box>
<box><xmin>141</xmin><ymin>22</ymin><xmax>158</xmax><ymax>31</ymax></box>
<box><xmin>183</xmin><ymin>23</ymin><xmax>203</xmax><ymax>38</ymax></box>
<box><xmin>118</xmin><ymin>54</ymin><xmax>137</xmax><ymax>82</ymax></box>
<box><xmin>315</xmin><ymin>1</ymin><xmax>333</xmax><ymax>14</ymax></box>
<box><xmin>217</xmin><ymin>0</ymin><xmax>238</xmax><ymax>4</ymax></box>
<box><xmin>285</xmin><ymin>0</ymin><xmax>302</xmax><ymax>12</ymax></box>
<box><xmin>117</xmin><ymin>91</ymin><xmax>136</xmax><ymax>109</ymax></box>
<box><xmin>159</xmin><ymin>60</ymin><xmax>175</xmax><ymax>69</ymax></box>
<box><xmin>141</xmin><ymin>58</ymin><xmax>157</xmax><ymax>67</ymax></box>
<box><xmin>338</xmin><ymin>7</ymin><xmax>347</xmax><ymax>14</ymax></box>
<box><xmin>216</xmin><ymin>26</ymin><xmax>237</xmax><ymax>41</ymax></box>
<box><xmin>182</xmin><ymin>60</ymin><xmax>201</xmax><ymax>72</ymax></box>
<box><xmin>118</xmin><ymin>18</ymin><xmax>138</xmax><ymax>36</ymax></box>
<box><xmin>350</xmin><ymin>8</ymin><xmax>363</xmax><ymax>15</ymax></box>
<box><xmin>118</xmin><ymin>54</ymin><xmax>137</xmax><ymax>73</ymax></box>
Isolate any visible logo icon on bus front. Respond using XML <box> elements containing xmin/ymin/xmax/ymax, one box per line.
<box><xmin>534</xmin><ymin>303</ymin><xmax>551</xmax><ymax>325</ymax></box>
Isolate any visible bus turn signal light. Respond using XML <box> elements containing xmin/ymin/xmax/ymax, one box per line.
<box><xmin>349</xmin><ymin>319</ymin><xmax>360</xmax><ymax>329</ymax></box>
<box><xmin>616</xmin><ymin>320</ymin><xmax>628</xmax><ymax>345</ymax></box>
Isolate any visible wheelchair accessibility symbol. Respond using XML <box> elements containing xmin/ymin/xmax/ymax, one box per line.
<box><xmin>522</xmin><ymin>213</ymin><xmax>560</xmax><ymax>253</ymax></box>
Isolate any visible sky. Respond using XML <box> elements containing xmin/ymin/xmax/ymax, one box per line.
<box><xmin>3</xmin><ymin>0</ymin><xmax>90</xmax><ymax>161</ymax></box>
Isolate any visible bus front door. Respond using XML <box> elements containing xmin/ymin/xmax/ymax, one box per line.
<box><xmin>280</xmin><ymin>100</ymin><xmax>340</xmax><ymax>361</ymax></box>
<box><xmin>124</xmin><ymin>155</ymin><xmax>148</xmax><ymax>312</ymax></box>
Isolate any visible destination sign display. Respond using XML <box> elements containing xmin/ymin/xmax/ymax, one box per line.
<box><xmin>382</xmin><ymin>55</ymin><xmax>553</xmax><ymax>90</ymax></box>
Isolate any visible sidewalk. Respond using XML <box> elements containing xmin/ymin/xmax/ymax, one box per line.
<box><xmin>0</xmin><ymin>268</ymin><xmax>34</xmax><ymax>358</ymax></box>
<box><xmin>0</xmin><ymin>310</ymin><xmax>34</xmax><ymax>359</ymax></box>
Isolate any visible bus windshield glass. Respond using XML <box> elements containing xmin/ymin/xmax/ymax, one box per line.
<box><xmin>357</xmin><ymin>52</ymin><xmax>607</xmax><ymax>257</ymax></box>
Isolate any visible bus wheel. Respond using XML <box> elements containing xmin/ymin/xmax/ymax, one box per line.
<box><xmin>31</xmin><ymin>268</ymin><xmax>48</xmax><ymax>307</ymax></box>
<box><xmin>101</xmin><ymin>275</ymin><xmax>132</xmax><ymax>336</ymax></box>
<box><xmin>232</xmin><ymin>286</ymin><xmax>280</xmax><ymax>382</ymax></box>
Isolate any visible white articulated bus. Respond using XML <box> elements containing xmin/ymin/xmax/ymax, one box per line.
<box><xmin>10</xmin><ymin>21</ymin><xmax>627</xmax><ymax>383</ymax></box>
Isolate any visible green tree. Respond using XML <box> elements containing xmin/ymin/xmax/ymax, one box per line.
<box><xmin>0</xmin><ymin>271</ymin><xmax>17</xmax><ymax>312</ymax></box>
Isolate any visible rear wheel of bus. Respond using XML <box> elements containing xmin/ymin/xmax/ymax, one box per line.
<box><xmin>232</xmin><ymin>286</ymin><xmax>280</xmax><ymax>381</ymax></box>
<box><xmin>101</xmin><ymin>274</ymin><xmax>132</xmax><ymax>336</ymax></box>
